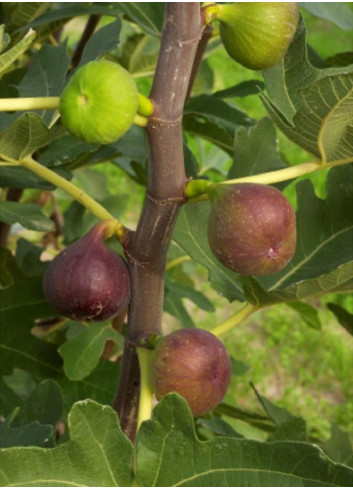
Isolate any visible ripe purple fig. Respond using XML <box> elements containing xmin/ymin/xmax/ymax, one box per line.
<box><xmin>150</xmin><ymin>328</ymin><xmax>231</xmax><ymax>416</ymax></box>
<box><xmin>207</xmin><ymin>183</ymin><xmax>296</xmax><ymax>276</ymax></box>
<box><xmin>43</xmin><ymin>221</ymin><xmax>130</xmax><ymax>321</ymax></box>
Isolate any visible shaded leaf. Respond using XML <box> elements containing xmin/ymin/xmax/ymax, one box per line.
<box><xmin>15</xmin><ymin>238</ymin><xmax>47</xmax><ymax>277</ymax></box>
<box><xmin>0</xmin><ymin>380</ymin><xmax>23</xmax><ymax>418</ymax></box>
<box><xmin>173</xmin><ymin>201</ymin><xmax>245</xmax><ymax>303</ymax></box>
<box><xmin>115</xmin><ymin>3</ymin><xmax>165</xmax><ymax>37</ymax></box>
<box><xmin>185</xmin><ymin>95</ymin><xmax>253</xmax><ymax>135</ymax></box>
<box><xmin>0</xmin><ymin>201</ymin><xmax>54</xmax><ymax>232</ymax></box>
<box><xmin>16</xmin><ymin>4</ymin><xmax>122</xmax><ymax>31</ymax></box>
<box><xmin>0</xmin><ymin>400</ymin><xmax>134</xmax><ymax>486</ymax></box>
<box><xmin>320</xmin><ymin>424</ymin><xmax>353</xmax><ymax>468</ymax></box>
<box><xmin>17</xmin><ymin>43</ymin><xmax>69</xmax><ymax>98</ymax></box>
<box><xmin>0</xmin><ymin>410</ymin><xmax>54</xmax><ymax>449</ymax></box>
<box><xmin>58</xmin><ymin>359</ymin><xmax>120</xmax><ymax>414</ymax></box>
<box><xmin>0</xmin><ymin>165</ymin><xmax>58</xmax><ymax>189</ymax></box>
<box><xmin>286</xmin><ymin>301</ymin><xmax>321</xmax><ymax>330</ymax></box>
<box><xmin>16</xmin><ymin>379</ymin><xmax>63</xmax><ymax>427</ymax></box>
<box><xmin>227</xmin><ymin>117</ymin><xmax>287</xmax><ymax>184</ymax></box>
<box><xmin>213</xmin><ymin>80</ymin><xmax>264</xmax><ymax>99</ymax></box>
<box><xmin>252</xmin><ymin>385</ymin><xmax>307</xmax><ymax>442</ymax></box>
<box><xmin>126</xmin><ymin>34</ymin><xmax>159</xmax><ymax>77</ymax></box>
<box><xmin>136</xmin><ymin>394</ymin><xmax>353</xmax><ymax>487</ymax></box>
<box><xmin>59</xmin><ymin>323</ymin><xmax>123</xmax><ymax>381</ymax></box>
<box><xmin>79</xmin><ymin>19</ymin><xmax>122</xmax><ymax>67</ymax></box>
<box><xmin>0</xmin><ymin>276</ymin><xmax>62</xmax><ymax>379</ymax></box>
<box><xmin>39</xmin><ymin>134</ymin><xmax>98</xmax><ymax>168</ymax></box>
<box><xmin>197</xmin><ymin>417</ymin><xmax>244</xmax><ymax>438</ymax></box>
<box><xmin>183</xmin><ymin>116</ymin><xmax>235</xmax><ymax>155</ymax></box>
<box><xmin>0</xmin><ymin>247</ymin><xmax>25</xmax><ymax>287</ymax></box>
<box><xmin>164</xmin><ymin>277</ymin><xmax>215</xmax><ymax>327</ymax></box>
<box><xmin>327</xmin><ymin>302</ymin><xmax>353</xmax><ymax>336</ymax></box>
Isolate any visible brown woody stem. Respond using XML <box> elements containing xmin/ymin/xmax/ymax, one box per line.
<box><xmin>113</xmin><ymin>2</ymin><xmax>203</xmax><ymax>441</ymax></box>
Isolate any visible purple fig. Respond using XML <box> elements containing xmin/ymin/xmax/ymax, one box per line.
<box><xmin>43</xmin><ymin>221</ymin><xmax>130</xmax><ymax>321</ymax></box>
<box><xmin>207</xmin><ymin>183</ymin><xmax>296</xmax><ymax>276</ymax></box>
<box><xmin>150</xmin><ymin>328</ymin><xmax>231</xmax><ymax>416</ymax></box>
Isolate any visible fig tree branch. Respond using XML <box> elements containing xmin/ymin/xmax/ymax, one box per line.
<box><xmin>113</xmin><ymin>2</ymin><xmax>203</xmax><ymax>441</ymax></box>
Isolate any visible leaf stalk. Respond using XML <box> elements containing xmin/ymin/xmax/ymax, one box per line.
<box><xmin>211</xmin><ymin>302</ymin><xmax>259</xmax><ymax>337</ymax></box>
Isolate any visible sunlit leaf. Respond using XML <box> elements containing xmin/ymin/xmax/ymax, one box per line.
<box><xmin>136</xmin><ymin>394</ymin><xmax>353</xmax><ymax>487</ymax></box>
<box><xmin>0</xmin><ymin>113</ymin><xmax>49</xmax><ymax>159</ymax></box>
<box><xmin>262</xmin><ymin>21</ymin><xmax>353</xmax><ymax>162</ymax></box>
<box><xmin>0</xmin><ymin>30</ymin><xmax>36</xmax><ymax>76</ymax></box>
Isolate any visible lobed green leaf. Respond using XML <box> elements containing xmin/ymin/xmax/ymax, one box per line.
<box><xmin>0</xmin><ymin>400</ymin><xmax>134</xmax><ymax>487</ymax></box>
<box><xmin>136</xmin><ymin>394</ymin><xmax>353</xmax><ymax>487</ymax></box>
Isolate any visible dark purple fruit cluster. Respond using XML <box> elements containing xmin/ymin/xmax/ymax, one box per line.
<box><xmin>43</xmin><ymin>222</ymin><xmax>130</xmax><ymax>322</ymax></box>
<box><xmin>150</xmin><ymin>328</ymin><xmax>232</xmax><ymax>416</ymax></box>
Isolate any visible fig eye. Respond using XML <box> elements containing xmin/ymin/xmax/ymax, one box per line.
<box><xmin>59</xmin><ymin>60</ymin><xmax>139</xmax><ymax>145</ymax></box>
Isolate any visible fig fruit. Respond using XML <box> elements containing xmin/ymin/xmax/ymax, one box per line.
<box><xmin>207</xmin><ymin>183</ymin><xmax>296</xmax><ymax>276</ymax></box>
<box><xmin>150</xmin><ymin>328</ymin><xmax>231</xmax><ymax>416</ymax></box>
<box><xmin>59</xmin><ymin>60</ymin><xmax>139</xmax><ymax>144</ymax></box>
<box><xmin>43</xmin><ymin>221</ymin><xmax>130</xmax><ymax>321</ymax></box>
<box><xmin>217</xmin><ymin>2</ymin><xmax>299</xmax><ymax>70</ymax></box>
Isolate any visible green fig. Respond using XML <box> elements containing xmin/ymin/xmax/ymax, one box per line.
<box><xmin>216</xmin><ymin>2</ymin><xmax>299</xmax><ymax>70</ymax></box>
<box><xmin>207</xmin><ymin>183</ymin><xmax>296</xmax><ymax>276</ymax></box>
<box><xmin>150</xmin><ymin>328</ymin><xmax>231</xmax><ymax>417</ymax></box>
<box><xmin>59</xmin><ymin>60</ymin><xmax>139</xmax><ymax>144</ymax></box>
<box><xmin>43</xmin><ymin>221</ymin><xmax>131</xmax><ymax>321</ymax></box>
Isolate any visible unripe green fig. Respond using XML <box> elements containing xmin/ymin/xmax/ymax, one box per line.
<box><xmin>207</xmin><ymin>183</ymin><xmax>296</xmax><ymax>276</ymax></box>
<box><xmin>150</xmin><ymin>328</ymin><xmax>231</xmax><ymax>416</ymax></box>
<box><xmin>216</xmin><ymin>2</ymin><xmax>299</xmax><ymax>70</ymax></box>
<box><xmin>59</xmin><ymin>60</ymin><xmax>139</xmax><ymax>144</ymax></box>
<box><xmin>43</xmin><ymin>221</ymin><xmax>131</xmax><ymax>321</ymax></box>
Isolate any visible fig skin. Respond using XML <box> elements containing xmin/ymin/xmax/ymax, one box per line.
<box><xmin>150</xmin><ymin>328</ymin><xmax>232</xmax><ymax>417</ymax></box>
<box><xmin>207</xmin><ymin>183</ymin><xmax>296</xmax><ymax>276</ymax></box>
<box><xmin>59</xmin><ymin>60</ymin><xmax>139</xmax><ymax>144</ymax></box>
<box><xmin>218</xmin><ymin>2</ymin><xmax>299</xmax><ymax>70</ymax></box>
<box><xmin>43</xmin><ymin>222</ymin><xmax>131</xmax><ymax>321</ymax></box>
